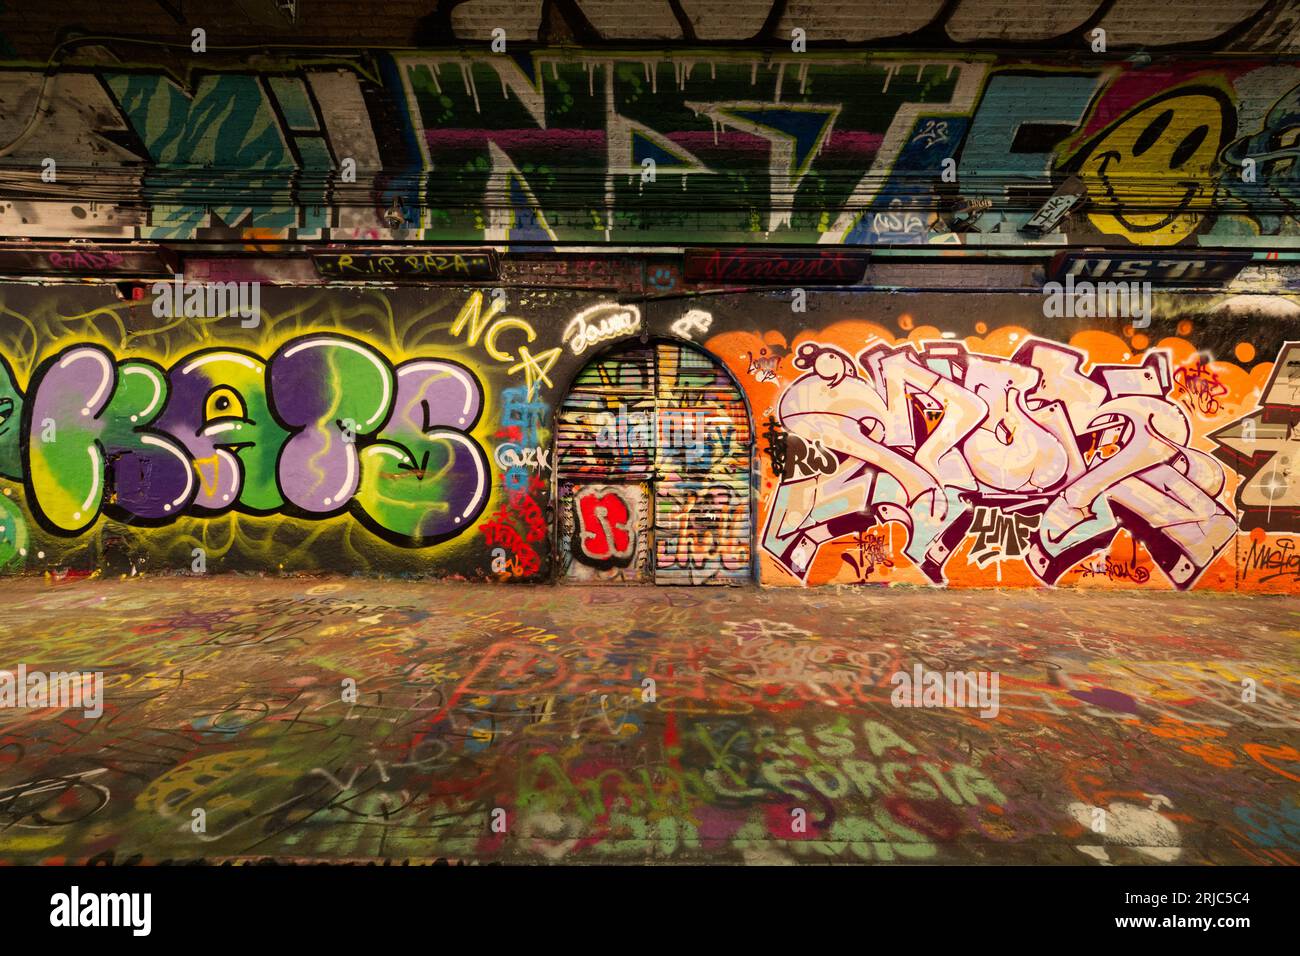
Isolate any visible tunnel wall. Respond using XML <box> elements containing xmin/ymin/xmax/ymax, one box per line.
<box><xmin>4</xmin><ymin>49</ymin><xmax>1300</xmax><ymax>250</ymax></box>
<box><xmin>700</xmin><ymin>290</ymin><xmax>1300</xmax><ymax>591</ymax></box>
<box><xmin>0</xmin><ymin>281</ymin><xmax>1296</xmax><ymax>591</ymax></box>
<box><xmin>0</xmin><ymin>283</ymin><xmax>594</xmax><ymax>581</ymax></box>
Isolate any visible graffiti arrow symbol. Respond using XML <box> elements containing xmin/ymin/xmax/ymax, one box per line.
<box><xmin>397</xmin><ymin>450</ymin><xmax>433</xmax><ymax>479</ymax></box>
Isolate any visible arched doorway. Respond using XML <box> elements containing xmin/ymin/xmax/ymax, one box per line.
<box><xmin>555</xmin><ymin>339</ymin><xmax>754</xmax><ymax>584</ymax></box>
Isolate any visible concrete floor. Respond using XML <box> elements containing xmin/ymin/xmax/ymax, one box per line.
<box><xmin>0</xmin><ymin>577</ymin><xmax>1296</xmax><ymax>865</ymax></box>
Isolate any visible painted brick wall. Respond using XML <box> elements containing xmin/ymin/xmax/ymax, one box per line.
<box><xmin>5</xmin><ymin>47</ymin><xmax>1300</xmax><ymax>249</ymax></box>
<box><xmin>0</xmin><ymin>280</ymin><xmax>1297</xmax><ymax>592</ymax></box>
<box><xmin>3</xmin><ymin>0</ymin><xmax>1300</xmax><ymax>55</ymax></box>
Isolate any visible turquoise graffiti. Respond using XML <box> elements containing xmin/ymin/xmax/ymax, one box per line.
<box><xmin>106</xmin><ymin>72</ymin><xmax>335</xmax><ymax>238</ymax></box>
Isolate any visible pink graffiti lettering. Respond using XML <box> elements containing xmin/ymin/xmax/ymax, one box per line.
<box><xmin>763</xmin><ymin>338</ymin><xmax>1235</xmax><ymax>589</ymax></box>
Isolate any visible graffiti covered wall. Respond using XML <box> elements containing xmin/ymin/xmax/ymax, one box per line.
<box><xmin>10</xmin><ymin>50</ymin><xmax>1300</xmax><ymax>248</ymax></box>
<box><xmin>0</xmin><ymin>281</ymin><xmax>1297</xmax><ymax>592</ymax></box>
<box><xmin>693</xmin><ymin>291</ymin><xmax>1300</xmax><ymax>592</ymax></box>
<box><xmin>0</xmin><ymin>283</ymin><xmax>608</xmax><ymax>580</ymax></box>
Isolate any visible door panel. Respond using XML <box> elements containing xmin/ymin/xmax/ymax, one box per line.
<box><xmin>559</xmin><ymin>481</ymin><xmax>652</xmax><ymax>583</ymax></box>
<box><xmin>555</xmin><ymin>340</ymin><xmax>752</xmax><ymax>585</ymax></box>
<box><xmin>653</xmin><ymin>344</ymin><xmax>752</xmax><ymax>584</ymax></box>
<box><xmin>555</xmin><ymin>343</ymin><xmax>657</xmax><ymax>480</ymax></box>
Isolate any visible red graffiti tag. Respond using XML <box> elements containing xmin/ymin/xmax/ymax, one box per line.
<box><xmin>1173</xmin><ymin>358</ymin><xmax>1228</xmax><ymax>416</ymax></box>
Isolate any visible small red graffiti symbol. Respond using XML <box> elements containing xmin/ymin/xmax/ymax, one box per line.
<box><xmin>1173</xmin><ymin>358</ymin><xmax>1228</xmax><ymax>416</ymax></box>
<box><xmin>577</xmin><ymin>490</ymin><xmax>635</xmax><ymax>563</ymax></box>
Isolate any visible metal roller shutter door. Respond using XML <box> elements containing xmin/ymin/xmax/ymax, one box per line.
<box><xmin>555</xmin><ymin>341</ymin><xmax>752</xmax><ymax>585</ymax></box>
<box><xmin>653</xmin><ymin>343</ymin><xmax>752</xmax><ymax>584</ymax></box>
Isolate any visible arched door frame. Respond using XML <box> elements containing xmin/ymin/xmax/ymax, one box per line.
<box><xmin>549</xmin><ymin>331</ymin><xmax>759</xmax><ymax>584</ymax></box>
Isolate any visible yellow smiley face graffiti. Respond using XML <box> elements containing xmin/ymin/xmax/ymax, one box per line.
<box><xmin>1064</xmin><ymin>87</ymin><xmax>1233</xmax><ymax>244</ymax></box>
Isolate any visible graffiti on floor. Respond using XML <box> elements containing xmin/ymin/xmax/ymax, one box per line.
<box><xmin>0</xmin><ymin>580</ymin><xmax>1296</xmax><ymax>864</ymax></box>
